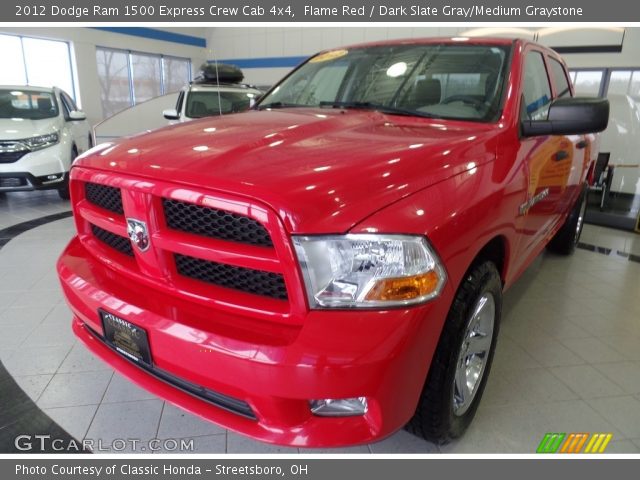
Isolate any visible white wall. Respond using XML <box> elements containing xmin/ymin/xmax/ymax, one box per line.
<box><xmin>0</xmin><ymin>27</ymin><xmax>207</xmax><ymax>126</ymax></box>
<box><xmin>207</xmin><ymin>27</ymin><xmax>640</xmax><ymax>85</ymax></box>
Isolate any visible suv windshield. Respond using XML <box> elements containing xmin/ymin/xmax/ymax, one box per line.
<box><xmin>259</xmin><ymin>44</ymin><xmax>511</xmax><ymax>122</ymax></box>
<box><xmin>0</xmin><ymin>89</ymin><xmax>58</xmax><ymax>120</ymax></box>
<box><xmin>186</xmin><ymin>90</ymin><xmax>258</xmax><ymax>118</ymax></box>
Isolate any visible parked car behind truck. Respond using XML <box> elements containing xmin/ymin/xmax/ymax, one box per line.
<box><xmin>57</xmin><ymin>38</ymin><xmax>608</xmax><ymax>446</ymax></box>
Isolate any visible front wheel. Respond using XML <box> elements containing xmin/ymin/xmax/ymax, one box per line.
<box><xmin>407</xmin><ymin>261</ymin><xmax>502</xmax><ymax>444</ymax></box>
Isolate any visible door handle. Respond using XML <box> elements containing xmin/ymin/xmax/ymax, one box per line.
<box><xmin>555</xmin><ymin>150</ymin><xmax>569</xmax><ymax>161</ymax></box>
<box><xmin>576</xmin><ymin>140</ymin><xmax>588</xmax><ymax>149</ymax></box>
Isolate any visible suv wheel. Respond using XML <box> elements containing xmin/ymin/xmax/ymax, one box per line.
<box><xmin>547</xmin><ymin>183</ymin><xmax>588</xmax><ymax>255</ymax></box>
<box><xmin>407</xmin><ymin>261</ymin><xmax>502</xmax><ymax>444</ymax></box>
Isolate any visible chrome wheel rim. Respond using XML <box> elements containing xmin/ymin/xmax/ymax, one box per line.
<box><xmin>452</xmin><ymin>293</ymin><xmax>495</xmax><ymax>416</ymax></box>
<box><xmin>574</xmin><ymin>195</ymin><xmax>587</xmax><ymax>245</ymax></box>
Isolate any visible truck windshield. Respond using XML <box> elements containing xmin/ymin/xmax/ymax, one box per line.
<box><xmin>259</xmin><ymin>44</ymin><xmax>510</xmax><ymax>122</ymax></box>
<box><xmin>0</xmin><ymin>89</ymin><xmax>58</xmax><ymax>120</ymax></box>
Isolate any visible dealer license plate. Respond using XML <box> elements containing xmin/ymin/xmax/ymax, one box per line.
<box><xmin>100</xmin><ymin>309</ymin><xmax>152</xmax><ymax>367</ymax></box>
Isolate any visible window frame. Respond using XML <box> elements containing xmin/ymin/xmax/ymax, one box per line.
<box><xmin>95</xmin><ymin>46</ymin><xmax>192</xmax><ymax>117</ymax></box>
<box><xmin>520</xmin><ymin>48</ymin><xmax>553</xmax><ymax>122</ymax></box>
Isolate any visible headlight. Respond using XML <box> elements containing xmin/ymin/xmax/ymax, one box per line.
<box><xmin>293</xmin><ymin>234</ymin><xmax>446</xmax><ymax>308</ymax></box>
<box><xmin>24</xmin><ymin>132</ymin><xmax>59</xmax><ymax>151</ymax></box>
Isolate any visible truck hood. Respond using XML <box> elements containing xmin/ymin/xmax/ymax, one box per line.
<box><xmin>0</xmin><ymin>117</ymin><xmax>60</xmax><ymax>141</ymax></box>
<box><xmin>77</xmin><ymin>108</ymin><xmax>499</xmax><ymax>233</ymax></box>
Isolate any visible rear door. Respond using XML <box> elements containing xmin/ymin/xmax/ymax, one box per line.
<box><xmin>546</xmin><ymin>54</ymin><xmax>589</xmax><ymax>214</ymax></box>
<box><xmin>517</xmin><ymin>48</ymin><xmax>564</xmax><ymax>254</ymax></box>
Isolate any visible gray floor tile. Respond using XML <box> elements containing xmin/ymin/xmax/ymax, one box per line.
<box><xmin>600</xmin><ymin>336</ymin><xmax>640</xmax><ymax>361</ymax></box>
<box><xmin>43</xmin><ymin>404</ymin><xmax>99</xmax><ymax>440</ymax></box>
<box><xmin>549</xmin><ymin>365</ymin><xmax>625</xmax><ymax>399</ymax></box>
<box><xmin>21</xmin><ymin>322</ymin><xmax>76</xmax><ymax>348</ymax></box>
<box><xmin>488</xmin><ymin>368</ymin><xmax>578</xmax><ymax>405</ymax></box>
<box><xmin>604</xmin><ymin>439</ymin><xmax>640</xmax><ymax>453</ymax></box>
<box><xmin>13</xmin><ymin>374</ymin><xmax>53</xmax><ymax>402</ymax></box>
<box><xmin>38</xmin><ymin>370</ymin><xmax>113</xmax><ymax>408</ymax></box>
<box><xmin>157</xmin><ymin>403</ymin><xmax>225</xmax><ymax>439</ymax></box>
<box><xmin>85</xmin><ymin>399</ymin><xmax>164</xmax><ymax>449</ymax></box>
<box><xmin>519</xmin><ymin>335</ymin><xmax>586</xmax><ymax>368</ymax></box>
<box><xmin>491</xmin><ymin>337</ymin><xmax>542</xmax><ymax>372</ymax></box>
<box><xmin>226</xmin><ymin>432</ymin><xmax>298</xmax><ymax>454</ymax></box>
<box><xmin>594</xmin><ymin>362</ymin><xmax>640</xmax><ymax>394</ymax></box>
<box><xmin>561</xmin><ymin>337</ymin><xmax>627</xmax><ymax>364</ymax></box>
<box><xmin>58</xmin><ymin>342</ymin><xmax>111</xmax><ymax>373</ymax></box>
<box><xmin>587</xmin><ymin>396</ymin><xmax>640</xmax><ymax>439</ymax></box>
<box><xmin>2</xmin><ymin>345</ymin><xmax>73</xmax><ymax>376</ymax></box>
<box><xmin>102</xmin><ymin>372</ymin><xmax>158</xmax><ymax>404</ymax></box>
<box><xmin>369</xmin><ymin>430</ymin><xmax>438</xmax><ymax>453</ymax></box>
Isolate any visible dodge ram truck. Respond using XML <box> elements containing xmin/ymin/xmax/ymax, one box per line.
<box><xmin>57</xmin><ymin>38</ymin><xmax>609</xmax><ymax>447</ymax></box>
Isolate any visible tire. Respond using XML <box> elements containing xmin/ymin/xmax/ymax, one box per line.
<box><xmin>546</xmin><ymin>183</ymin><xmax>588</xmax><ymax>255</ymax></box>
<box><xmin>58</xmin><ymin>148</ymin><xmax>77</xmax><ymax>201</ymax></box>
<box><xmin>407</xmin><ymin>261</ymin><xmax>502</xmax><ymax>444</ymax></box>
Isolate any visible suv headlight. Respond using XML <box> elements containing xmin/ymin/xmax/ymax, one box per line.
<box><xmin>293</xmin><ymin>234</ymin><xmax>446</xmax><ymax>309</ymax></box>
<box><xmin>24</xmin><ymin>132</ymin><xmax>59</xmax><ymax>151</ymax></box>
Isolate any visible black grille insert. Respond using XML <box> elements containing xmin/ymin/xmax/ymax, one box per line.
<box><xmin>175</xmin><ymin>254</ymin><xmax>287</xmax><ymax>300</ymax></box>
<box><xmin>163</xmin><ymin>198</ymin><xmax>273</xmax><ymax>247</ymax></box>
<box><xmin>85</xmin><ymin>182</ymin><xmax>124</xmax><ymax>215</ymax></box>
<box><xmin>91</xmin><ymin>224</ymin><xmax>133</xmax><ymax>257</ymax></box>
<box><xmin>0</xmin><ymin>151</ymin><xmax>27</xmax><ymax>164</ymax></box>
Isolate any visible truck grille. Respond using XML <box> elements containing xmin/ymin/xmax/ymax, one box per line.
<box><xmin>175</xmin><ymin>253</ymin><xmax>288</xmax><ymax>300</ymax></box>
<box><xmin>163</xmin><ymin>198</ymin><xmax>273</xmax><ymax>247</ymax></box>
<box><xmin>91</xmin><ymin>224</ymin><xmax>133</xmax><ymax>257</ymax></box>
<box><xmin>85</xmin><ymin>182</ymin><xmax>124</xmax><ymax>215</ymax></box>
<box><xmin>75</xmin><ymin>172</ymin><xmax>296</xmax><ymax>324</ymax></box>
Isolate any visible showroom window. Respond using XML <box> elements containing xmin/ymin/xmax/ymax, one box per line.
<box><xmin>0</xmin><ymin>33</ymin><xmax>76</xmax><ymax>100</ymax></box>
<box><xmin>96</xmin><ymin>47</ymin><xmax>191</xmax><ymax>118</ymax></box>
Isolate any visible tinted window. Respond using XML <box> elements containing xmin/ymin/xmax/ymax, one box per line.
<box><xmin>522</xmin><ymin>51</ymin><xmax>552</xmax><ymax>120</ymax></box>
<box><xmin>186</xmin><ymin>91</ymin><xmax>255</xmax><ymax>118</ymax></box>
<box><xmin>0</xmin><ymin>89</ymin><xmax>58</xmax><ymax>120</ymax></box>
<box><xmin>549</xmin><ymin>58</ymin><xmax>571</xmax><ymax>98</ymax></box>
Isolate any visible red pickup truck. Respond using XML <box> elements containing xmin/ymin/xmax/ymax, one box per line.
<box><xmin>57</xmin><ymin>38</ymin><xmax>608</xmax><ymax>447</ymax></box>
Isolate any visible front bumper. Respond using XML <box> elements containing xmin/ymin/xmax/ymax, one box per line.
<box><xmin>0</xmin><ymin>143</ymin><xmax>70</xmax><ymax>191</ymax></box>
<box><xmin>58</xmin><ymin>235</ymin><xmax>451</xmax><ymax>447</ymax></box>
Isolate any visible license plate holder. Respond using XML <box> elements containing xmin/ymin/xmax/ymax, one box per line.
<box><xmin>100</xmin><ymin>309</ymin><xmax>152</xmax><ymax>367</ymax></box>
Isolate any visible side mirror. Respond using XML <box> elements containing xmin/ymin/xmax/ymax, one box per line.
<box><xmin>68</xmin><ymin>110</ymin><xmax>86</xmax><ymax>121</ymax></box>
<box><xmin>163</xmin><ymin>109</ymin><xmax>180</xmax><ymax>120</ymax></box>
<box><xmin>521</xmin><ymin>97</ymin><xmax>609</xmax><ymax>137</ymax></box>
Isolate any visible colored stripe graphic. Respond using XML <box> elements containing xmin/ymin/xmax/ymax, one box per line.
<box><xmin>537</xmin><ymin>433</ymin><xmax>566</xmax><ymax>453</ymax></box>
<box><xmin>537</xmin><ymin>433</ymin><xmax>614</xmax><ymax>453</ymax></box>
<box><xmin>560</xmin><ymin>433</ymin><xmax>589</xmax><ymax>453</ymax></box>
<box><xmin>584</xmin><ymin>433</ymin><xmax>613</xmax><ymax>453</ymax></box>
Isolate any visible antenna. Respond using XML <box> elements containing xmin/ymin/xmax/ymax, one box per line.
<box><xmin>212</xmin><ymin>52</ymin><xmax>223</xmax><ymax>116</ymax></box>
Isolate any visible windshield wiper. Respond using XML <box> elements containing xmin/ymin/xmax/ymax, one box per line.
<box><xmin>256</xmin><ymin>102</ymin><xmax>308</xmax><ymax>110</ymax></box>
<box><xmin>319</xmin><ymin>101</ymin><xmax>435</xmax><ymax>118</ymax></box>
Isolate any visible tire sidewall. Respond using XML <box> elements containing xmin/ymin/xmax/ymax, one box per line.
<box><xmin>441</xmin><ymin>263</ymin><xmax>502</xmax><ymax>438</ymax></box>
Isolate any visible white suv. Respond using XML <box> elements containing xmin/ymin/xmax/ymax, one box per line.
<box><xmin>162</xmin><ymin>83</ymin><xmax>263</xmax><ymax>123</ymax></box>
<box><xmin>0</xmin><ymin>86</ymin><xmax>91</xmax><ymax>199</ymax></box>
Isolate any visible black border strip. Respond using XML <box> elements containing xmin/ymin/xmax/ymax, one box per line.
<box><xmin>0</xmin><ymin>211</ymin><xmax>73</xmax><ymax>248</ymax></box>
<box><xmin>551</xmin><ymin>45</ymin><xmax>623</xmax><ymax>54</ymax></box>
<box><xmin>0</xmin><ymin>210</ymin><xmax>87</xmax><ymax>453</ymax></box>
<box><xmin>577</xmin><ymin>241</ymin><xmax>640</xmax><ymax>263</ymax></box>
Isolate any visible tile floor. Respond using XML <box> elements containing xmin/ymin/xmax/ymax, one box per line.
<box><xmin>1</xmin><ymin>190</ymin><xmax>640</xmax><ymax>453</ymax></box>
